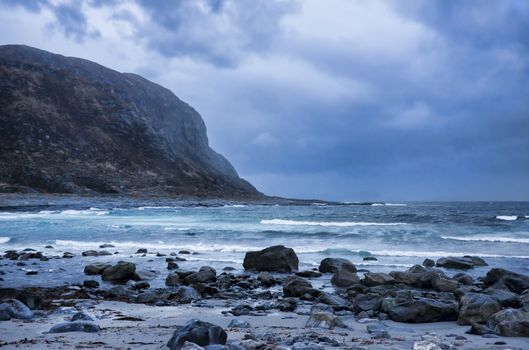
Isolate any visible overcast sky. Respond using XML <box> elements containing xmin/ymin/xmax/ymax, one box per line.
<box><xmin>1</xmin><ymin>0</ymin><xmax>528</xmax><ymax>201</ymax></box>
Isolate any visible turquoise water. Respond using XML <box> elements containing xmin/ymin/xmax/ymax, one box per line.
<box><xmin>1</xmin><ymin>197</ymin><xmax>528</xmax><ymax>287</ymax></box>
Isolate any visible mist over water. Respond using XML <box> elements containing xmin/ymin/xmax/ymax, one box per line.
<box><xmin>1</xmin><ymin>199</ymin><xmax>528</xmax><ymax>287</ymax></box>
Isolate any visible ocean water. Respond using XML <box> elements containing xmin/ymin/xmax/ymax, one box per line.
<box><xmin>1</xmin><ymin>197</ymin><xmax>528</xmax><ymax>287</ymax></box>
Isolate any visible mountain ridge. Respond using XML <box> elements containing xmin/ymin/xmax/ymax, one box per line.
<box><xmin>0</xmin><ymin>44</ymin><xmax>261</xmax><ymax>199</ymax></box>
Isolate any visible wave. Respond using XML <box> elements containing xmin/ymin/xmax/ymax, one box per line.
<box><xmin>223</xmin><ymin>204</ymin><xmax>247</xmax><ymax>208</ymax></box>
<box><xmin>371</xmin><ymin>203</ymin><xmax>407</xmax><ymax>206</ymax></box>
<box><xmin>496</xmin><ymin>215</ymin><xmax>518</xmax><ymax>221</ymax></box>
<box><xmin>137</xmin><ymin>206</ymin><xmax>180</xmax><ymax>210</ymax></box>
<box><xmin>260</xmin><ymin>219</ymin><xmax>404</xmax><ymax>227</ymax></box>
<box><xmin>441</xmin><ymin>235</ymin><xmax>529</xmax><ymax>244</ymax></box>
<box><xmin>0</xmin><ymin>237</ymin><xmax>11</xmax><ymax>244</ymax></box>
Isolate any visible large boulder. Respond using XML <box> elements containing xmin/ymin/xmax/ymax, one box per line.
<box><xmin>457</xmin><ymin>293</ymin><xmax>503</xmax><ymax>325</ymax></box>
<box><xmin>362</xmin><ymin>272</ymin><xmax>395</xmax><ymax>287</ymax></box>
<box><xmin>436</xmin><ymin>257</ymin><xmax>474</xmax><ymax>270</ymax></box>
<box><xmin>381</xmin><ymin>296</ymin><xmax>458</xmax><ymax>323</ymax></box>
<box><xmin>183</xmin><ymin>266</ymin><xmax>216</xmax><ymax>285</ymax></box>
<box><xmin>331</xmin><ymin>270</ymin><xmax>360</xmax><ymax>288</ymax></box>
<box><xmin>243</xmin><ymin>245</ymin><xmax>298</xmax><ymax>273</ymax></box>
<box><xmin>487</xmin><ymin>309</ymin><xmax>529</xmax><ymax>337</ymax></box>
<box><xmin>167</xmin><ymin>319</ymin><xmax>227</xmax><ymax>350</ymax></box>
<box><xmin>485</xmin><ymin>288</ymin><xmax>521</xmax><ymax>308</ymax></box>
<box><xmin>319</xmin><ymin>258</ymin><xmax>356</xmax><ymax>274</ymax></box>
<box><xmin>101</xmin><ymin>261</ymin><xmax>136</xmax><ymax>283</ymax></box>
<box><xmin>84</xmin><ymin>263</ymin><xmax>112</xmax><ymax>275</ymax></box>
<box><xmin>484</xmin><ymin>268</ymin><xmax>529</xmax><ymax>294</ymax></box>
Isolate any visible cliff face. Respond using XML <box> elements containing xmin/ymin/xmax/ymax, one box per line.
<box><xmin>0</xmin><ymin>45</ymin><xmax>260</xmax><ymax>198</ymax></box>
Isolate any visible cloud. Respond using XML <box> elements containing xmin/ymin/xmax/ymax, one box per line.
<box><xmin>0</xmin><ymin>0</ymin><xmax>528</xmax><ymax>200</ymax></box>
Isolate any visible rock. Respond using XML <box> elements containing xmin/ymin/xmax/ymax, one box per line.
<box><xmin>49</xmin><ymin>321</ymin><xmax>100</xmax><ymax>333</ymax></box>
<box><xmin>166</xmin><ymin>273</ymin><xmax>182</xmax><ymax>287</ymax></box>
<box><xmin>82</xmin><ymin>250</ymin><xmax>99</xmax><ymax>257</ymax></box>
<box><xmin>463</xmin><ymin>255</ymin><xmax>488</xmax><ymax>266</ymax></box>
<box><xmin>136</xmin><ymin>248</ymin><xmax>148</xmax><ymax>254</ymax></box>
<box><xmin>277</xmin><ymin>298</ymin><xmax>297</xmax><ymax>312</ymax></box>
<box><xmin>381</xmin><ymin>296</ymin><xmax>458</xmax><ymax>323</ymax></box>
<box><xmin>487</xmin><ymin>308</ymin><xmax>529</xmax><ymax>337</ymax></box>
<box><xmin>457</xmin><ymin>292</ymin><xmax>503</xmax><ymax>325</ymax></box>
<box><xmin>257</xmin><ymin>272</ymin><xmax>275</xmax><ymax>287</ymax></box>
<box><xmin>83</xmin><ymin>280</ymin><xmax>99</xmax><ymax>288</ymax></box>
<box><xmin>131</xmin><ymin>281</ymin><xmax>150</xmax><ymax>290</ymax></box>
<box><xmin>183</xmin><ymin>266</ymin><xmax>216</xmax><ymax>285</ymax></box>
<box><xmin>484</xmin><ymin>268</ymin><xmax>529</xmax><ymax>294</ymax></box>
<box><xmin>305</xmin><ymin>312</ymin><xmax>345</xmax><ymax>329</ymax></box>
<box><xmin>167</xmin><ymin>319</ymin><xmax>227</xmax><ymax>350</ymax></box>
<box><xmin>84</xmin><ymin>263</ymin><xmax>111</xmax><ymax>275</ymax></box>
<box><xmin>62</xmin><ymin>252</ymin><xmax>75</xmax><ymax>258</ymax></box>
<box><xmin>366</xmin><ymin>322</ymin><xmax>390</xmax><ymax>339</ymax></box>
<box><xmin>319</xmin><ymin>257</ymin><xmax>356</xmax><ymax>274</ymax></box>
<box><xmin>71</xmin><ymin>311</ymin><xmax>94</xmax><ymax>321</ymax></box>
<box><xmin>362</xmin><ymin>272</ymin><xmax>395</xmax><ymax>287</ymax></box>
<box><xmin>423</xmin><ymin>258</ymin><xmax>435</xmax><ymax>267</ymax></box>
<box><xmin>292</xmin><ymin>342</ymin><xmax>325</xmax><ymax>350</ymax></box>
<box><xmin>106</xmin><ymin>285</ymin><xmax>130</xmax><ymax>297</ymax></box>
<box><xmin>99</xmin><ymin>244</ymin><xmax>114</xmax><ymax>248</ymax></box>
<box><xmin>283</xmin><ymin>276</ymin><xmax>317</xmax><ymax>297</ymax></box>
<box><xmin>363</xmin><ymin>256</ymin><xmax>377</xmax><ymax>261</ymax></box>
<box><xmin>331</xmin><ymin>269</ymin><xmax>359</xmax><ymax>288</ymax></box>
<box><xmin>228</xmin><ymin>319</ymin><xmax>251</xmax><ymax>328</ymax></box>
<box><xmin>136</xmin><ymin>291</ymin><xmax>157</xmax><ymax>303</ymax></box>
<box><xmin>101</xmin><ymin>261</ymin><xmax>136</xmax><ymax>283</ymax></box>
<box><xmin>243</xmin><ymin>245</ymin><xmax>298</xmax><ymax>272</ymax></box>
<box><xmin>295</xmin><ymin>270</ymin><xmax>322</xmax><ymax>278</ymax></box>
<box><xmin>352</xmin><ymin>293</ymin><xmax>383</xmax><ymax>312</ymax></box>
<box><xmin>168</xmin><ymin>261</ymin><xmax>179</xmax><ymax>270</ymax></box>
<box><xmin>466</xmin><ymin>323</ymin><xmax>496</xmax><ymax>335</ymax></box>
<box><xmin>44</xmin><ymin>245</ymin><xmax>54</xmax><ymax>249</ymax></box>
<box><xmin>317</xmin><ymin>292</ymin><xmax>347</xmax><ymax>307</ymax></box>
<box><xmin>0</xmin><ymin>299</ymin><xmax>33</xmax><ymax>320</ymax></box>
<box><xmin>453</xmin><ymin>272</ymin><xmax>473</xmax><ymax>285</ymax></box>
<box><xmin>431</xmin><ymin>274</ymin><xmax>459</xmax><ymax>292</ymax></box>
<box><xmin>176</xmin><ymin>286</ymin><xmax>201</xmax><ymax>302</ymax></box>
<box><xmin>485</xmin><ymin>288</ymin><xmax>521</xmax><ymax>308</ymax></box>
<box><xmin>134</xmin><ymin>269</ymin><xmax>157</xmax><ymax>281</ymax></box>
<box><xmin>98</xmin><ymin>250</ymin><xmax>112</xmax><ymax>256</ymax></box>
<box><xmin>412</xmin><ymin>341</ymin><xmax>442</xmax><ymax>350</ymax></box>
<box><xmin>436</xmin><ymin>257</ymin><xmax>474</xmax><ymax>269</ymax></box>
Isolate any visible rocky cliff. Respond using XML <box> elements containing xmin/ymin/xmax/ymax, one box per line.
<box><xmin>0</xmin><ymin>45</ymin><xmax>260</xmax><ymax>198</ymax></box>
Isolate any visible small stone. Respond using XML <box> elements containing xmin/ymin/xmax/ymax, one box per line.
<box><xmin>228</xmin><ymin>319</ymin><xmax>251</xmax><ymax>328</ymax></box>
<box><xmin>136</xmin><ymin>248</ymin><xmax>147</xmax><ymax>254</ymax></box>
<box><xmin>83</xmin><ymin>280</ymin><xmax>99</xmax><ymax>288</ymax></box>
<box><xmin>49</xmin><ymin>321</ymin><xmax>100</xmax><ymax>333</ymax></box>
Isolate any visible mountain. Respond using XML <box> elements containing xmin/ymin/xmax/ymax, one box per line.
<box><xmin>0</xmin><ymin>45</ymin><xmax>261</xmax><ymax>198</ymax></box>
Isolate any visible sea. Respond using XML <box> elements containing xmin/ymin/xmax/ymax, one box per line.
<box><xmin>1</xmin><ymin>196</ymin><xmax>528</xmax><ymax>288</ymax></box>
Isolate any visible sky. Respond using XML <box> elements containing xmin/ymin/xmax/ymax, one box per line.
<box><xmin>1</xmin><ymin>0</ymin><xmax>528</xmax><ymax>201</ymax></box>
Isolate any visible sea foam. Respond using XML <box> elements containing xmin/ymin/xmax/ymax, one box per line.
<box><xmin>496</xmin><ymin>215</ymin><xmax>518</xmax><ymax>221</ymax></box>
<box><xmin>0</xmin><ymin>237</ymin><xmax>11</xmax><ymax>244</ymax></box>
<box><xmin>260</xmin><ymin>219</ymin><xmax>404</xmax><ymax>227</ymax></box>
<box><xmin>442</xmin><ymin>235</ymin><xmax>529</xmax><ymax>244</ymax></box>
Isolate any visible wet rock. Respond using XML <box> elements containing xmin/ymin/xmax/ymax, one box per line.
<box><xmin>277</xmin><ymin>298</ymin><xmax>297</xmax><ymax>312</ymax></box>
<box><xmin>106</xmin><ymin>285</ymin><xmax>130</xmax><ymax>297</ymax></box>
<box><xmin>183</xmin><ymin>266</ymin><xmax>216</xmax><ymax>285</ymax></box>
<box><xmin>84</xmin><ymin>263</ymin><xmax>111</xmax><ymax>275</ymax></box>
<box><xmin>243</xmin><ymin>245</ymin><xmax>299</xmax><ymax>273</ymax></box>
<box><xmin>319</xmin><ymin>257</ymin><xmax>356</xmax><ymax>274</ymax></box>
<box><xmin>62</xmin><ymin>252</ymin><xmax>75</xmax><ymax>258</ymax></box>
<box><xmin>131</xmin><ymin>281</ymin><xmax>150</xmax><ymax>290</ymax></box>
<box><xmin>453</xmin><ymin>273</ymin><xmax>473</xmax><ymax>285</ymax></box>
<box><xmin>134</xmin><ymin>269</ymin><xmax>157</xmax><ymax>281</ymax></box>
<box><xmin>168</xmin><ymin>261</ymin><xmax>179</xmax><ymax>270</ymax></box>
<box><xmin>101</xmin><ymin>261</ymin><xmax>136</xmax><ymax>283</ymax></box>
<box><xmin>366</xmin><ymin>322</ymin><xmax>390</xmax><ymax>339</ymax></box>
<box><xmin>228</xmin><ymin>319</ymin><xmax>251</xmax><ymax>328</ymax></box>
<box><xmin>166</xmin><ymin>273</ymin><xmax>182</xmax><ymax>287</ymax></box>
<box><xmin>283</xmin><ymin>276</ymin><xmax>317</xmax><ymax>297</ymax></box>
<box><xmin>352</xmin><ymin>293</ymin><xmax>383</xmax><ymax>312</ymax></box>
<box><xmin>362</xmin><ymin>272</ymin><xmax>395</xmax><ymax>287</ymax></box>
<box><xmin>487</xmin><ymin>308</ymin><xmax>529</xmax><ymax>337</ymax></box>
<box><xmin>0</xmin><ymin>299</ymin><xmax>33</xmax><ymax>320</ymax></box>
<box><xmin>305</xmin><ymin>311</ymin><xmax>345</xmax><ymax>329</ymax></box>
<box><xmin>485</xmin><ymin>288</ymin><xmax>521</xmax><ymax>308</ymax></box>
<box><xmin>484</xmin><ymin>268</ymin><xmax>529</xmax><ymax>294</ymax></box>
<box><xmin>136</xmin><ymin>291</ymin><xmax>157</xmax><ymax>303</ymax></box>
<box><xmin>49</xmin><ymin>321</ymin><xmax>100</xmax><ymax>333</ymax></box>
<box><xmin>44</xmin><ymin>245</ymin><xmax>54</xmax><ymax>249</ymax></box>
<box><xmin>176</xmin><ymin>286</ymin><xmax>201</xmax><ymax>302</ymax></box>
<box><xmin>363</xmin><ymin>256</ymin><xmax>377</xmax><ymax>261</ymax></box>
<box><xmin>167</xmin><ymin>319</ymin><xmax>227</xmax><ymax>350</ymax></box>
<box><xmin>136</xmin><ymin>248</ymin><xmax>147</xmax><ymax>254</ymax></box>
<box><xmin>82</xmin><ymin>250</ymin><xmax>99</xmax><ymax>257</ymax></box>
<box><xmin>296</xmin><ymin>270</ymin><xmax>322</xmax><ymax>278</ymax></box>
<box><xmin>317</xmin><ymin>292</ymin><xmax>347</xmax><ymax>307</ymax></box>
<box><xmin>466</xmin><ymin>322</ymin><xmax>496</xmax><ymax>335</ymax></box>
<box><xmin>83</xmin><ymin>280</ymin><xmax>99</xmax><ymax>288</ymax></box>
<box><xmin>382</xmin><ymin>296</ymin><xmax>458</xmax><ymax>323</ymax></box>
<box><xmin>431</xmin><ymin>274</ymin><xmax>459</xmax><ymax>292</ymax></box>
<box><xmin>331</xmin><ymin>269</ymin><xmax>359</xmax><ymax>288</ymax></box>
<box><xmin>463</xmin><ymin>255</ymin><xmax>488</xmax><ymax>266</ymax></box>
<box><xmin>99</xmin><ymin>244</ymin><xmax>114</xmax><ymax>248</ymax></box>
<box><xmin>436</xmin><ymin>257</ymin><xmax>474</xmax><ymax>269</ymax></box>
<box><xmin>423</xmin><ymin>258</ymin><xmax>435</xmax><ymax>267</ymax></box>
<box><xmin>257</xmin><ymin>272</ymin><xmax>275</xmax><ymax>287</ymax></box>
<box><xmin>457</xmin><ymin>292</ymin><xmax>502</xmax><ymax>325</ymax></box>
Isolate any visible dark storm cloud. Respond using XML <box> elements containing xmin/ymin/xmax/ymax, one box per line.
<box><xmin>0</xmin><ymin>0</ymin><xmax>528</xmax><ymax>200</ymax></box>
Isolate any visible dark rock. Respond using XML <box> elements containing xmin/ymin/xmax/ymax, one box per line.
<box><xmin>319</xmin><ymin>257</ymin><xmax>356</xmax><ymax>274</ymax></box>
<box><xmin>457</xmin><ymin>293</ymin><xmax>503</xmax><ymax>325</ymax></box>
<box><xmin>463</xmin><ymin>255</ymin><xmax>488</xmax><ymax>266</ymax></box>
<box><xmin>485</xmin><ymin>288</ymin><xmax>521</xmax><ymax>308</ymax></box>
<box><xmin>101</xmin><ymin>261</ymin><xmax>136</xmax><ymax>283</ymax></box>
<box><xmin>487</xmin><ymin>308</ymin><xmax>529</xmax><ymax>337</ymax></box>
<box><xmin>353</xmin><ymin>293</ymin><xmax>383</xmax><ymax>312</ymax></box>
<box><xmin>25</xmin><ymin>270</ymin><xmax>38</xmax><ymax>275</ymax></box>
<box><xmin>83</xmin><ymin>280</ymin><xmax>99</xmax><ymax>288</ymax></box>
<box><xmin>366</xmin><ymin>322</ymin><xmax>390</xmax><ymax>339</ymax></box>
<box><xmin>71</xmin><ymin>311</ymin><xmax>94</xmax><ymax>321</ymax></box>
<box><xmin>136</xmin><ymin>291</ymin><xmax>157</xmax><ymax>303</ymax></box>
<box><xmin>44</xmin><ymin>245</ymin><xmax>54</xmax><ymax>249</ymax></box>
<box><xmin>453</xmin><ymin>273</ymin><xmax>473</xmax><ymax>285</ymax></box>
<box><xmin>317</xmin><ymin>292</ymin><xmax>347</xmax><ymax>307</ymax></box>
<box><xmin>484</xmin><ymin>268</ymin><xmax>529</xmax><ymax>294</ymax></box>
<box><xmin>0</xmin><ymin>45</ymin><xmax>260</xmax><ymax>198</ymax></box>
<box><xmin>243</xmin><ymin>245</ymin><xmax>298</xmax><ymax>273</ymax></box>
<box><xmin>257</xmin><ymin>272</ymin><xmax>275</xmax><ymax>287</ymax></box>
<box><xmin>49</xmin><ymin>321</ymin><xmax>100</xmax><ymax>333</ymax></box>
<box><xmin>167</xmin><ymin>319</ymin><xmax>227</xmax><ymax>350</ymax></box>
<box><xmin>168</xmin><ymin>261</ymin><xmax>179</xmax><ymax>270</ymax></box>
<box><xmin>431</xmin><ymin>274</ymin><xmax>459</xmax><ymax>292</ymax></box>
<box><xmin>362</xmin><ymin>272</ymin><xmax>395</xmax><ymax>287</ymax></box>
<box><xmin>183</xmin><ymin>266</ymin><xmax>216</xmax><ymax>285</ymax></box>
<box><xmin>136</xmin><ymin>248</ymin><xmax>148</xmax><ymax>254</ymax></box>
<box><xmin>363</xmin><ymin>256</ymin><xmax>377</xmax><ymax>261</ymax></box>
<box><xmin>0</xmin><ymin>299</ymin><xmax>33</xmax><ymax>320</ymax></box>
<box><xmin>466</xmin><ymin>323</ymin><xmax>496</xmax><ymax>335</ymax></box>
<box><xmin>134</xmin><ymin>269</ymin><xmax>157</xmax><ymax>281</ymax></box>
<box><xmin>176</xmin><ymin>286</ymin><xmax>201</xmax><ymax>302</ymax></box>
<box><xmin>436</xmin><ymin>257</ymin><xmax>474</xmax><ymax>269</ymax></box>
<box><xmin>82</xmin><ymin>250</ymin><xmax>99</xmax><ymax>257</ymax></box>
<box><xmin>295</xmin><ymin>270</ymin><xmax>322</xmax><ymax>278</ymax></box>
<box><xmin>423</xmin><ymin>258</ymin><xmax>435</xmax><ymax>267</ymax></box>
<box><xmin>331</xmin><ymin>270</ymin><xmax>359</xmax><ymax>288</ymax></box>
<box><xmin>381</xmin><ymin>296</ymin><xmax>458</xmax><ymax>323</ymax></box>
<box><xmin>228</xmin><ymin>319</ymin><xmax>251</xmax><ymax>329</ymax></box>
<box><xmin>106</xmin><ymin>285</ymin><xmax>130</xmax><ymax>297</ymax></box>
<box><xmin>277</xmin><ymin>298</ymin><xmax>297</xmax><ymax>312</ymax></box>
<box><xmin>166</xmin><ymin>273</ymin><xmax>182</xmax><ymax>287</ymax></box>
<box><xmin>62</xmin><ymin>252</ymin><xmax>75</xmax><ymax>258</ymax></box>
<box><xmin>283</xmin><ymin>276</ymin><xmax>318</xmax><ymax>297</ymax></box>
<box><xmin>84</xmin><ymin>263</ymin><xmax>111</xmax><ymax>275</ymax></box>
<box><xmin>99</xmin><ymin>244</ymin><xmax>114</xmax><ymax>248</ymax></box>
<box><xmin>179</xmin><ymin>250</ymin><xmax>191</xmax><ymax>255</ymax></box>
<box><xmin>131</xmin><ymin>281</ymin><xmax>150</xmax><ymax>290</ymax></box>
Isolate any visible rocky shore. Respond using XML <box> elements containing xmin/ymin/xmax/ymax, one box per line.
<box><xmin>1</xmin><ymin>244</ymin><xmax>529</xmax><ymax>349</ymax></box>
